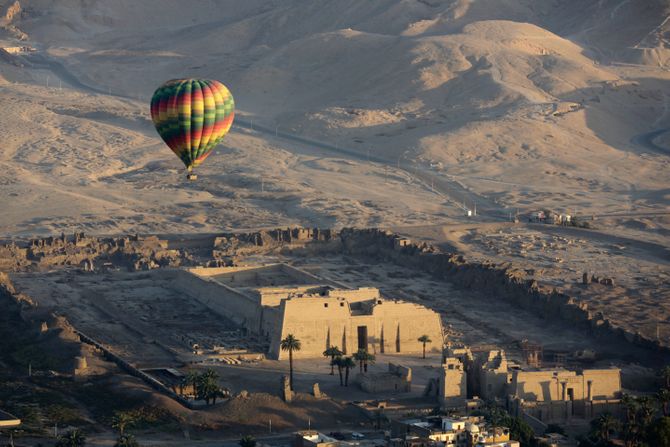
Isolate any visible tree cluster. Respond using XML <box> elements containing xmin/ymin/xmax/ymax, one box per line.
<box><xmin>475</xmin><ymin>404</ymin><xmax>536</xmax><ymax>446</ymax></box>
<box><xmin>323</xmin><ymin>346</ymin><xmax>373</xmax><ymax>387</ymax></box>
<box><xmin>180</xmin><ymin>368</ymin><xmax>229</xmax><ymax>404</ymax></box>
<box><xmin>578</xmin><ymin>365</ymin><xmax>670</xmax><ymax>446</ymax></box>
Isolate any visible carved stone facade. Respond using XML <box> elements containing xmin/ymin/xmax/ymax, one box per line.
<box><xmin>186</xmin><ymin>264</ymin><xmax>443</xmax><ymax>360</ymax></box>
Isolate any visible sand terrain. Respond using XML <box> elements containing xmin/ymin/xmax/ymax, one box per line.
<box><xmin>392</xmin><ymin>220</ymin><xmax>670</xmax><ymax>352</ymax></box>
<box><xmin>0</xmin><ymin>0</ymin><xmax>667</xmax><ymax>236</ymax></box>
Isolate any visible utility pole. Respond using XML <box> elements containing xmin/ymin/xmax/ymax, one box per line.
<box><xmin>46</xmin><ymin>75</ymin><xmax>49</xmax><ymax>88</ymax></box>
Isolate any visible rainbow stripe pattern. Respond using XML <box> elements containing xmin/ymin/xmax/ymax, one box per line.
<box><xmin>150</xmin><ymin>79</ymin><xmax>235</xmax><ymax>172</ymax></box>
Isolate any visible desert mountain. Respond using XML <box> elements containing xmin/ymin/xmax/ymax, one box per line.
<box><xmin>0</xmin><ymin>0</ymin><xmax>668</xmax><ymax>234</ymax></box>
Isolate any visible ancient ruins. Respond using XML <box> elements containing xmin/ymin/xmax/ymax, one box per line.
<box><xmin>0</xmin><ymin>226</ymin><xmax>665</xmax><ymax>445</ymax></box>
<box><xmin>188</xmin><ymin>264</ymin><xmax>443</xmax><ymax>359</ymax></box>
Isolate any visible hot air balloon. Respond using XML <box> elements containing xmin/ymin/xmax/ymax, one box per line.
<box><xmin>150</xmin><ymin>78</ymin><xmax>235</xmax><ymax>180</ymax></box>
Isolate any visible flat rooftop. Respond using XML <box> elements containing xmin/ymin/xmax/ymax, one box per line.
<box><xmin>0</xmin><ymin>410</ymin><xmax>20</xmax><ymax>428</ymax></box>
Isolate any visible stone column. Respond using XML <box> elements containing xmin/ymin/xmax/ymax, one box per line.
<box><xmin>561</xmin><ymin>382</ymin><xmax>567</xmax><ymax>401</ymax></box>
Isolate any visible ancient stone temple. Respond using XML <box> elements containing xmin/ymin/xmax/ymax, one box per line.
<box><xmin>182</xmin><ymin>263</ymin><xmax>443</xmax><ymax>360</ymax></box>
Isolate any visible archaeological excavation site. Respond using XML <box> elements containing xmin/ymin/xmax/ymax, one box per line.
<box><xmin>1</xmin><ymin>225</ymin><xmax>668</xmax><ymax>443</ymax></box>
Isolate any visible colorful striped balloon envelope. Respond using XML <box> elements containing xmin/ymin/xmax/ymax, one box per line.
<box><xmin>150</xmin><ymin>79</ymin><xmax>235</xmax><ymax>179</ymax></box>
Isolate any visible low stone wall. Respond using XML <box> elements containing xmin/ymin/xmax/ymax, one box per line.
<box><xmin>338</xmin><ymin>228</ymin><xmax>669</xmax><ymax>357</ymax></box>
<box><xmin>75</xmin><ymin>329</ymin><xmax>197</xmax><ymax>409</ymax></box>
<box><xmin>161</xmin><ymin>268</ymin><xmax>261</xmax><ymax>329</ymax></box>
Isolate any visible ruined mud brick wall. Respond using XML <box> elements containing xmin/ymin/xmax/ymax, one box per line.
<box><xmin>0</xmin><ymin>244</ymin><xmax>29</xmax><ymax>270</ymax></box>
<box><xmin>212</xmin><ymin>228</ymin><xmax>337</xmax><ymax>258</ymax></box>
<box><xmin>1</xmin><ymin>1</ymin><xmax>20</xmax><ymax>23</ymax></box>
<box><xmin>0</xmin><ymin>233</ymin><xmax>189</xmax><ymax>271</ymax></box>
<box><xmin>359</xmin><ymin>363</ymin><xmax>412</xmax><ymax>393</ymax></box>
<box><xmin>338</xmin><ymin>228</ymin><xmax>669</xmax><ymax>355</ymax></box>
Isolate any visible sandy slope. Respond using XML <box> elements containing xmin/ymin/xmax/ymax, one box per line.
<box><xmin>0</xmin><ymin>0</ymin><xmax>667</xmax><ymax>236</ymax></box>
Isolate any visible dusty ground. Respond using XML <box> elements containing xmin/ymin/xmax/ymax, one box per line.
<box><xmin>0</xmin><ymin>2</ymin><xmax>667</xmax><ymax>347</ymax></box>
<box><xmin>10</xmin><ymin>270</ymin><xmax>256</xmax><ymax>367</ymax></box>
<box><xmin>389</xmin><ymin>221</ymin><xmax>670</xmax><ymax>351</ymax></box>
<box><xmin>0</xmin><ymin>0</ymin><xmax>668</xmax><ymax>236</ymax></box>
<box><xmin>10</xmin><ymin>247</ymin><xmax>660</xmax><ymax>400</ymax></box>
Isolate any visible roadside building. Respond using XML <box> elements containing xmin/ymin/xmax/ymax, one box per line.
<box><xmin>391</xmin><ymin>416</ymin><xmax>519</xmax><ymax>447</ymax></box>
<box><xmin>294</xmin><ymin>431</ymin><xmax>378</xmax><ymax>447</ymax></box>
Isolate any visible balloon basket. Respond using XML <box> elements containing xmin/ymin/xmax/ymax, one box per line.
<box><xmin>186</xmin><ymin>173</ymin><xmax>198</xmax><ymax>181</ymax></box>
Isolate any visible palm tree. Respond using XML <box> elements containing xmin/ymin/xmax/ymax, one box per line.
<box><xmin>114</xmin><ymin>434</ymin><xmax>140</xmax><ymax>447</ymax></box>
<box><xmin>239</xmin><ymin>435</ymin><xmax>256</xmax><ymax>447</ymax></box>
<box><xmin>56</xmin><ymin>429</ymin><xmax>86</xmax><ymax>447</ymax></box>
<box><xmin>646</xmin><ymin>416</ymin><xmax>670</xmax><ymax>446</ymax></box>
<box><xmin>418</xmin><ymin>335</ymin><xmax>432</xmax><ymax>359</ymax></box>
<box><xmin>112</xmin><ymin>411</ymin><xmax>136</xmax><ymax>437</ymax></box>
<box><xmin>209</xmin><ymin>386</ymin><xmax>228</xmax><ymax>405</ymax></box>
<box><xmin>323</xmin><ymin>346</ymin><xmax>343</xmax><ymax>375</ymax></box>
<box><xmin>637</xmin><ymin>396</ymin><xmax>656</xmax><ymax>432</ymax></box>
<box><xmin>280</xmin><ymin>334</ymin><xmax>302</xmax><ymax>390</ymax></box>
<box><xmin>620</xmin><ymin>393</ymin><xmax>639</xmax><ymax>447</ymax></box>
<box><xmin>183</xmin><ymin>370</ymin><xmax>199</xmax><ymax>397</ymax></box>
<box><xmin>342</xmin><ymin>356</ymin><xmax>356</xmax><ymax>386</ymax></box>
<box><xmin>202</xmin><ymin>368</ymin><xmax>219</xmax><ymax>382</ymax></box>
<box><xmin>354</xmin><ymin>349</ymin><xmax>367</xmax><ymax>373</ymax></box>
<box><xmin>592</xmin><ymin>412</ymin><xmax>618</xmax><ymax>444</ymax></box>
<box><xmin>661</xmin><ymin>365</ymin><xmax>670</xmax><ymax>389</ymax></box>
<box><xmin>353</xmin><ymin>349</ymin><xmax>376</xmax><ymax>373</ymax></box>
<box><xmin>364</xmin><ymin>352</ymin><xmax>375</xmax><ymax>372</ymax></box>
<box><xmin>658</xmin><ymin>388</ymin><xmax>670</xmax><ymax>416</ymax></box>
<box><xmin>333</xmin><ymin>356</ymin><xmax>344</xmax><ymax>385</ymax></box>
<box><xmin>196</xmin><ymin>369</ymin><xmax>223</xmax><ymax>405</ymax></box>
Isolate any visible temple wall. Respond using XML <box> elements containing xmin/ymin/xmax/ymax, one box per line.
<box><xmin>271</xmin><ymin>296</ymin><xmax>443</xmax><ymax>360</ymax></box>
<box><xmin>164</xmin><ymin>269</ymin><xmax>261</xmax><ymax>330</ymax></box>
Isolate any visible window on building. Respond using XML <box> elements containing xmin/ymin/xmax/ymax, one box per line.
<box><xmin>324</xmin><ymin>303</ymin><xmax>328</xmax><ymax>308</ymax></box>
